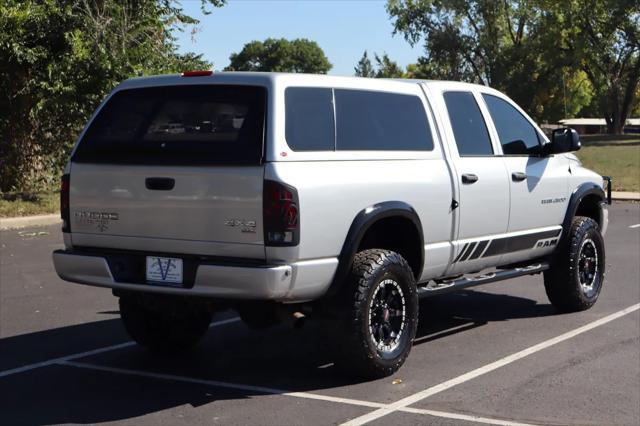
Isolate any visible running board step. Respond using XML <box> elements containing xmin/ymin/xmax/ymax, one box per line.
<box><xmin>417</xmin><ymin>262</ymin><xmax>550</xmax><ymax>298</ymax></box>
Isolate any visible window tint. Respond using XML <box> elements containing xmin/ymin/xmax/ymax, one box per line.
<box><xmin>73</xmin><ymin>85</ymin><xmax>266</xmax><ymax>165</ymax></box>
<box><xmin>483</xmin><ymin>94</ymin><xmax>540</xmax><ymax>155</ymax></box>
<box><xmin>335</xmin><ymin>89</ymin><xmax>433</xmax><ymax>151</ymax></box>
<box><xmin>443</xmin><ymin>92</ymin><xmax>493</xmax><ymax>156</ymax></box>
<box><xmin>285</xmin><ymin>87</ymin><xmax>335</xmax><ymax>151</ymax></box>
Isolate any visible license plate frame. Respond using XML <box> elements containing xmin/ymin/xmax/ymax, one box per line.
<box><xmin>145</xmin><ymin>256</ymin><xmax>183</xmax><ymax>285</ymax></box>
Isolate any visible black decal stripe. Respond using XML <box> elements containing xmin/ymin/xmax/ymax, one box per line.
<box><xmin>482</xmin><ymin>229</ymin><xmax>562</xmax><ymax>258</ymax></box>
<box><xmin>459</xmin><ymin>242</ymin><xmax>479</xmax><ymax>262</ymax></box>
<box><xmin>467</xmin><ymin>240</ymin><xmax>489</xmax><ymax>260</ymax></box>
<box><xmin>482</xmin><ymin>237</ymin><xmax>509</xmax><ymax>257</ymax></box>
<box><xmin>453</xmin><ymin>243</ymin><xmax>470</xmax><ymax>263</ymax></box>
<box><xmin>509</xmin><ymin>229</ymin><xmax>561</xmax><ymax>252</ymax></box>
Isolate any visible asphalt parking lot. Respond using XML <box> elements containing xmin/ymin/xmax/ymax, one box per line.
<box><xmin>1</xmin><ymin>202</ymin><xmax>639</xmax><ymax>426</ymax></box>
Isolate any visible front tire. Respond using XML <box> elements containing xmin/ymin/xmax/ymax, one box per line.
<box><xmin>332</xmin><ymin>249</ymin><xmax>418</xmax><ymax>379</ymax></box>
<box><xmin>119</xmin><ymin>294</ymin><xmax>213</xmax><ymax>352</ymax></box>
<box><xmin>544</xmin><ymin>217</ymin><xmax>605</xmax><ymax>312</ymax></box>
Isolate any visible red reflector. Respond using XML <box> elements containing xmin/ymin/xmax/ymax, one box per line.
<box><xmin>181</xmin><ymin>70</ymin><xmax>213</xmax><ymax>77</ymax></box>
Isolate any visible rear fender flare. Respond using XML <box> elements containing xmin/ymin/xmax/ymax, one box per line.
<box><xmin>325</xmin><ymin>201</ymin><xmax>424</xmax><ymax>297</ymax></box>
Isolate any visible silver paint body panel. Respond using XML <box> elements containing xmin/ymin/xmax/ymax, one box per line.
<box><xmin>53</xmin><ymin>251</ymin><xmax>338</xmax><ymax>300</ymax></box>
<box><xmin>55</xmin><ymin>72</ymin><xmax>607</xmax><ymax>302</ymax></box>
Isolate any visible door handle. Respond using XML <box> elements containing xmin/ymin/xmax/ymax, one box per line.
<box><xmin>461</xmin><ymin>173</ymin><xmax>479</xmax><ymax>184</ymax></box>
<box><xmin>145</xmin><ymin>177</ymin><xmax>175</xmax><ymax>191</ymax></box>
<box><xmin>512</xmin><ymin>172</ymin><xmax>527</xmax><ymax>182</ymax></box>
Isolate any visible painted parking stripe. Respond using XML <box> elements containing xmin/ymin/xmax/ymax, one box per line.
<box><xmin>341</xmin><ymin>303</ymin><xmax>640</xmax><ymax>426</ymax></box>
<box><xmin>61</xmin><ymin>360</ymin><xmax>535</xmax><ymax>426</ymax></box>
<box><xmin>61</xmin><ymin>360</ymin><xmax>384</xmax><ymax>408</ymax></box>
<box><xmin>0</xmin><ymin>317</ymin><xmax>241</xmax><ymax>379</ymax></box>
<box><xmin>401</xmin><ymin>407</ymin><xmax>536</xmax><ymax>426</ymax></box>
<box><xmin>630</xmin><ymin>224</ymin><xmax>640</xmax><ymax>229</ymax></box>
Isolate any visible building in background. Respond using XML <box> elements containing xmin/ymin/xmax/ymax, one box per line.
<box><xmin>558</xmin><ymin>118</ymin><xmax>640</xmax><ymax>135</ymax></box>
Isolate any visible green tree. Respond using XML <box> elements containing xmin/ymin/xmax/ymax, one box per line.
<box><xmin>354</xmin><ymin>51</ymin><xmax>406</xmax><ymax>78</ymax></box>
<box><xmin>225</xmin><ymin>38</ymin><xmax>332</xmax><ymax>74</ymax></box>
<box><xmin>354</xmin><ymin>50</ymin><xmax>375</xmax><ymax>77</ymax></box>
<box><xmin>632</xmin><ymin>87</ymin><xmax>640</xmax><ymax>117</ymax></box>
<box><xmin>387</xmin><ymin>0</ymin><xmax>639</xmax><ymax>131</ymax></box>
<box><xmin>0</xmin><ymin>0</ymin><xmax>223</xmax><ymax>192</ymax></box>
<box><xmin>386</xmin><ymin>0</ymin><xmax>570</xmax><ymax>121</ymax></box>
<box><xmin>564</xmin><ymin>0</ymin><xmax>639</xmax><ymax>134</ymax></box>
<box><xmin>373</xmin><ymin>53</ymin><xmax>405</xmax><ymax>78</ymax></box>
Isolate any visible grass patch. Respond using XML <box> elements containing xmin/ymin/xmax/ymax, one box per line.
<box><xmin>576</xmin><ymin>143</ymin><xmax>640</xmax><ymax>192</ymax></box>
<box><xmin>0</xmin><ymin>192</ymin><xmax>59</xmax><ymax>218</ymax></box>
<box><xmin>580</xmin><ymin>134</ymin><xmax>640</xmax><ymax>144</ymax></box>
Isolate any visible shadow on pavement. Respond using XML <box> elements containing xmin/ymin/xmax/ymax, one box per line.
<box><xmin>0</xmin><ymin>289</ymin><xmax>558</xmax><ymax>425</ymax></box>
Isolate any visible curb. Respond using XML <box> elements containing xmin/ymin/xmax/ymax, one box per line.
<box><xmin>0</xmin><ymin>214</ymin><xmax>61</xmax><ymax>230</ymax></box>
<box><xmin>611</xmin><ymin>191</ymin><xmax>640</xmax><ymax>201</ymax></box>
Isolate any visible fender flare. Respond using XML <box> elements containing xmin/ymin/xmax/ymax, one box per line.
<box><xmin>325</xmin><ymin>201</ymin><xmax>424</xmax><ymax>297</ymax></box>
<box><xmin>560</xmin><ymin>182</ymin><xmax>605</xmax><ymax>246</ymax></box>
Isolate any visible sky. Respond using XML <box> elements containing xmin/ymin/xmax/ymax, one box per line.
<box><xmin>174</xmin><ymin>0</ymin><xmax>422</xmax><ymax>76</ymax></box>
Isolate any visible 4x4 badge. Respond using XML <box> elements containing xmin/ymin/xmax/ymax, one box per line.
<box><xmin>224</xmin><ymin>218</ymin><xmax>257</xmax><ymax>233</ymax></box>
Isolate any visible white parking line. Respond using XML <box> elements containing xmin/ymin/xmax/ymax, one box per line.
<box><xmin>61</xmin><ymin>360</ymin><xmax>535</xmax><ymax>426</ymax></box>
<box><xmin>402</xmin><ymin>407</ymin><xmax>537</xmax><ymax>426</ymax></box>
<box><xmin>629</xmin><ymin>224</ymin><xmax>640</xmax><ymax>229</ymax></box>
<box><xmin>0</xmin><ymin>317</ymin><xmax>241</xmax><ymax>379</ymax></box>
<box><xmin>341</xmin><ymin>303</ymin><xmax>640</xmax><ymax>426</ymax></box>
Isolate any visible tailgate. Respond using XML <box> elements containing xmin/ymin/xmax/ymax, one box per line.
<box><xmin>68</xmin><ymin>84</ymin><xmax>267</xmax><ymax>259</ymax></box>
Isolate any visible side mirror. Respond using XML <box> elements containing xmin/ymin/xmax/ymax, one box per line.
<box><xmin>549</xmin><ymin>128</ymin><xmax>581</xmax><ymax>154</ymax></box>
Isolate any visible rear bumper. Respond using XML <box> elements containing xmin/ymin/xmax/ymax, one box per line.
<box><xmin>52</xmin><ymin>250</ymin><xmax>337</xmax><ymax>302</ymax></box>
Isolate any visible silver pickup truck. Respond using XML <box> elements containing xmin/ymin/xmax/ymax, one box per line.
<box><xmin>53</xmin><ymin>71</ymin><xmax>610</xmax><ymax>378</ymax></box>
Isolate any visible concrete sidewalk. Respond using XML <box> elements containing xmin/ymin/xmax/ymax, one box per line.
<box><xmin>612</xmin><ymin>191</ymin><xmax>640</xmax><ymax>201</ymax></box>
<box><xmin>1</xmin><ymin>192</ymin><xmax>638</xmax><ymax>230</ymax></box>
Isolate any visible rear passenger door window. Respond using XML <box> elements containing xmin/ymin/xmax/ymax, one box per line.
<box><xmin>482</xmin><ymin>94</ymin><xmax>541</xmax><ymax>155</ymax></box>
<box><xmin>443</xmin><ymin>91</ymin><xmax>493</xmax><ymax>156</ymax></box>
<box><xmin>285</xmin><ymin>88</ymin><xmax>335</xmax><ymax>151</ymax></box>
<box><xmin>442</xmin><ymin>90</ymin><xmax>510</xmax><ymax>271</ymax></box>
<box><xmin>334</xmin><ymin>89</ymin><xmax>433</xmax><ymax>151</ymax></box>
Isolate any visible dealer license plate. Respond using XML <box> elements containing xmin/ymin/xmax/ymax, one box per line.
<box><xmin>145</xmin><ymin>256</ymin><xmax>183</xmax><ymax>284</ymax></box>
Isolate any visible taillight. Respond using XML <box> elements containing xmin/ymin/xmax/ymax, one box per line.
<box><xmin>263</xmin><ymin>180</ymin><xmax>299</xmax><ymax>246</ymax></box>
<box><xmin>61</xmin><ymin>174</ymin><xmax>70</xmax><ymax>232</ymax></box>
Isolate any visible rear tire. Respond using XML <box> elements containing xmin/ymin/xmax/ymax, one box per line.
<box><xmin>544</xmin><ymin>217</ymin><xmax>605</xmax><ymax>312</ymax></box>
<box><xmin>119</xmin><ymin>294</ymin><xmax>213</xmax><ymax>352</ymax></box>
<box><xmin>331</xmin><ymin>249</ymin><xmax>418</xmax><ymax>379</ymax></box>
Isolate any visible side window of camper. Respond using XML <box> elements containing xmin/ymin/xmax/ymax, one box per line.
<box><xmin>334</xmin><ymin>89</ymin><xmax>434</xmax><ymax>151</ymax></box>
<box><xmin>285</xmin><ymin>87</ymin><xmax>335</xmax><ymax>151</ymax></box>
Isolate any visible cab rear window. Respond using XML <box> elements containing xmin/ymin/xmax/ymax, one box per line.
<box><xmin>73</xmin><ymin>85</ymin><xmax>266</xmax><ymax>165</ymax></box>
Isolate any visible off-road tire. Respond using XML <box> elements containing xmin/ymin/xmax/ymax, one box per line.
<box><xmin>332</xmin><ymin>249</ymin><xmax>418</xmax><ymax>379</ymax></box>
<box><xmin>544</xmin><ymin>216</ymin><xmax>605</xmax><ymax>312</ymax></box>
<box><xmin>119</xmin><ymin>294</ymin><xmax>213</xmax><ymax>352</ymax></box>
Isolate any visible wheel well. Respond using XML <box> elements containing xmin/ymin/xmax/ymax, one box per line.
<box><xmin>358</xmin><ymin>217</ymin><xmax>422</xmax><ymax>279</ymax></box>
<box><xmin>575</xmin><ymin>194</ymin><xmax>602</xmax><ymax>228</ymax></box>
